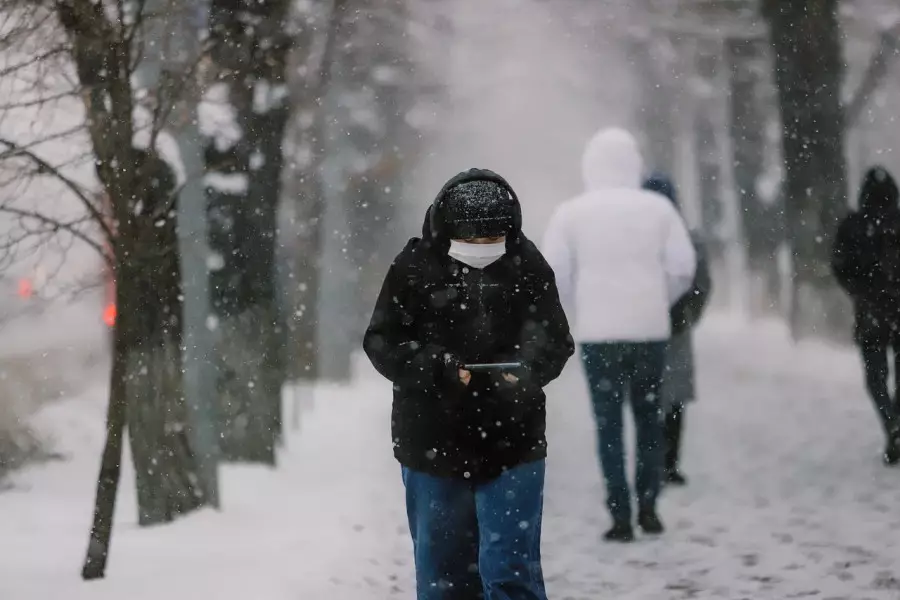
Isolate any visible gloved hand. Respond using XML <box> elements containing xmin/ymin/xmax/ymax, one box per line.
<box><xmin>432</xmin><ymin>347</ymin><xmax>466</xmax><ymax>388</ymax></box>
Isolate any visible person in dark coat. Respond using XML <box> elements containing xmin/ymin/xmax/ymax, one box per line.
<box><xmin>364</xmin><ymin>168</ymin><xmax>574</xmax><ymax>600</ymax></box>
<box><xmin>643</xmin><ymin>173</ymin><xmax>713</xmax><ymax>485</ymax></box>
<box><xmin>832</xmin><ymin>166</ymin><xmax>900</xmax><ymax>466</ymax></box>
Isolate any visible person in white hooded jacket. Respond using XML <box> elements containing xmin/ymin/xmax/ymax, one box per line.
<box><xmin>542</xmin><ymin>128</ymin><xmax>696</xmax><ymax>542</ymax></box>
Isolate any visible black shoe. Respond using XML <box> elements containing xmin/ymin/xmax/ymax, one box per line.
<box><xmin>638</xmin><ymin>509</ymin><xmax>665</xmax><ymax>535</ymax></box>
<box><xmin>603</xmin><ymin>522</ymin><xmax>635</xmax><ymax>543</ymax></box>
<box><xmin>665</xmin><ymin>469</ymin><xmax>688</xmax><ymax>486</ymax></box>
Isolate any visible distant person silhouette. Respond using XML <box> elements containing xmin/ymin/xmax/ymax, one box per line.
<box><xmin>832</xmin><ymin>166</ymin><xmax>900</xmax><ymax>465</ymax></box>
<box><xmin>643</xmin><ymin>173</ymin><xmax>712</xmax><ymax>486</ymax></box>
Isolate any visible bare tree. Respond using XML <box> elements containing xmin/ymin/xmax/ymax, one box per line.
<box><xmin>0</xmin><ymin>0</ymin><xmax>218</xmax><ymax>579</ymax></box>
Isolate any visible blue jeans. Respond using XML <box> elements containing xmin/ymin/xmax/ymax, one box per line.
<box><xmin>402</xmin><ymin>461</ymin><xmax>547</xmax><ymax>600</ymax></box>
<box><xmin>581</xmin><ymin>342</ymin><xmax>666</xmax><ymax>524</ymax></box>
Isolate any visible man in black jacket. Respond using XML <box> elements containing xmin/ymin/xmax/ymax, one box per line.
<box><xmin>364</xmin><ymin>169</ymin><xmax>574</xmax><ymax>600</ymax></box>
<box><xmin>832</xmin><ymin>166</ymin><xmax>900</xmax><ymax>465</ymax></box>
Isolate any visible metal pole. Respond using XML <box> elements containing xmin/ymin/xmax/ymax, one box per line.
<box><xmin>137</xmin><ymin>0</ymin><xmax>219</xmax><ymax>507</ymax></box>
<box><xmin>168</xmin><ymin>0</ymin><xmax>219</xmax><ymax>508</ymax></box>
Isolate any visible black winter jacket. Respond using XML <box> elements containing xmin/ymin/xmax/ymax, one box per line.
<box><xmin>832</xmin><ymin>166</ymin><xmax>900</xmax><ymax>344</ymax></box>
<box><xmin>671</xmin><ymin>232</ymin><xmax>712</xmax><ymax>335</ymax></box>
<box><xmin>363</xmin><ymin>169</ymin><xmax>575</xmax><ymax>481</ymax></box>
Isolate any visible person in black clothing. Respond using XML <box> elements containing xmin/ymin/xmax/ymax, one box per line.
<box><xmin>832</xmin><ymin>166</ymin><xmax>900</xmax><ymax>466</ymax></box>
<box><xmin>643</xmin><ymin>173</ymin><xmax>712</xmax><ymax>486</ymax></box>
<box><xmin>364</xmin><ymin>168</ymin><xmax>574</xmax><ymax>600</ymax></box>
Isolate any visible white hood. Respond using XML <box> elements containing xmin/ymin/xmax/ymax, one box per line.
<box><xmin>580</xmin><ymin>128</ymin><xmax>644</xmax><ymax>192</ymax></box>
<box><xmin>543</xmin><ymin>126</ymin><xmax>697</xmax><ymax>343</ymax></box>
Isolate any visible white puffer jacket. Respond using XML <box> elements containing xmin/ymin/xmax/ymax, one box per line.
<box><xmin>542</xmin><ymin>128</ymin><xmax>696</xmax><ymax>343</ymax></box>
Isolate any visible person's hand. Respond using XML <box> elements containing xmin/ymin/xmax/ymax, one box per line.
<box><xmin>459</xmin><ymin>368</ymin><xmax>472</xmax><ymax>386</ymax></box>
<box><xmin>501</xmin><ymin>373</ymin><xmax>519</xmax><ymax>385</ymax></box>
<box><xmin>435</xmin><ymin>350</ymin><xmax>463</xmax><ymax>386</ymax></box>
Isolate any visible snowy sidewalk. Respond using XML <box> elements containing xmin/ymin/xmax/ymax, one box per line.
<box><xmin>2</xmin><ymin>316</ymin><xmax>900</xmax><ymax>599</ymax></box>
<box><xmin>542</xmin><ymin>317</ymin><xmax>900</xmax><ymax>599</ymax></box>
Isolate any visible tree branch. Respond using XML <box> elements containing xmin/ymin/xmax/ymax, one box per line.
<box><xmin>0</xmin><ymin>204</ymin><xmax>109</xmax><ymax>263</ymax></box>
<box><xmin>0</xmin><ymin>88</ymin><xmax>79</xmax><ymax>111</ymax></box>
<box><xmin>0</xmin><ymin>136</ymin><xmax>115</xmax><ymax>244</ymax></box>
<box><xmin>845</xmin><ymin>20</ymin><xmax>900</xmax><ymax>127</ymax></box>
<box><xmin>0</xmin><ymin>46</ymin><xmax>70</xmax><ymax>78</ymax></box>
<box><xmin>125</xmin><ymin>0</ymin><xmax>149</xmax><ymax>48</ymax></box>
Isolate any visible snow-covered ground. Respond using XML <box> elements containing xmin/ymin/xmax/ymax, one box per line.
<box><xmin>2</xmin><ymin>315</ymin><xmax>900</xmax><ymax>599</ymax></box>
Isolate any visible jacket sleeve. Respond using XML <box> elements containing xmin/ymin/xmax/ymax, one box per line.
<box><xmin>670</xmin><ymin>233</ymin><xmax>713</xmax><ymax>334</ymax></box>
<box><xmin>506</xmin><ymin>252</ymin><xmax>575</xmax><ymax>388</ymax></box>
<box><xmin>692</xmin><ymin>235</ymin><xmax>713</xmax><ymax>315</ymax></box>
<box><xmin>663</xmin><ymin>209</ymin><xmax>698</xmax><ymax>305</ymax></box>
<box><xmin>363</xmin><ymin>250</ymin><xmax>455</xmax><ymax>387</ymax></box>
<box><xmin>541</xmin><ymin>208</ymin><xmax>575</xmax><ymax>308</ymax></box>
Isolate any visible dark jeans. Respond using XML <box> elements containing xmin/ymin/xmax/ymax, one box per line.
<box><xmin>664</xmin><ymin>404</ymin><xmax>684</xmax><ymax>472</ymax></box>
<box><xmin>402</xmin><ymin>460</ymin><xmax>547</xmax><ymax>600</ymax></box>
<box><xmin>581</xmin><ymin>342</ymin><xmax>666</xmax><ymax>523</ymax></box>
<box><xmin>859</xmin><ymin>337</ymin><xmax>900</xmax><ymax>437</ymax></box>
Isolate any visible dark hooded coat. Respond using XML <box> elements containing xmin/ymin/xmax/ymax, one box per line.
<box><xmin>832</xmin><ymin>166</ymin><xmax>900</xmax><ymax>344</ymax></box>
<box><xmin>363</xmin><ymin>169</ymin><xmax>574</xmax><ymax>481</ymax></box>
<box><xmin>643</xmin><ymin>173</ymin><xmax>712</xmax><ymax>336</ymax></box>
<box><xmin>643</xmin><ymin>173</ymin><xmax>712</xmax><ymax>409</ymax></box>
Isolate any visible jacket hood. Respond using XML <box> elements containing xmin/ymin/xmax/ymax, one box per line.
<box><xmin>859</xmin><ymin>166</ymin><xmax>899</xmax><ymax>215</ymax></box>
<box><xmin>425</xmin><ymin>168</ymin><xmax>522</xmax><ymax>247</ymax></box>
<box><xmin>581</xmin><ymin>128</ymin><xmax>644</xmax><ymax>191</ymax></box>
<box><xmin>643</xmin><ymin>172</ymin><xmax>679</xmax><ymax>208</ymax></box>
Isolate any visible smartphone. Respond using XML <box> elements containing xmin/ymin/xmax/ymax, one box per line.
<box><xmin>463</xmin><ymin>362</ymin><xmax>522</xmax><ymax>372</ymax></box>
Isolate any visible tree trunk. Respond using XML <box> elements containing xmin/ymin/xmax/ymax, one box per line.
<box><xmin>347</xmin><ymin>156</ymin><xmax>403</xmax><ymax>332</ymax></box>
<box><xmin>123</xmin><ymin>311</ymin><xmax>204</xmax><ymax>525</ymax></box>
<box><xmin>122</xmin><ymin>151</ymin><xmax>207</xmax><ymax>522</ymax></box>
<box><xmin>207</xmin><ymin>0</ymin><xmax>291</xmax><ymax>460</ymax></box>
<box><xmin>214</xmin><ymin>306</ymin><xmax>280</xmax><ymax>462</ymax></box>
<box><xmin>234</xmin><ymin>83</ymin><xmax>288</xmax><ymax>447</ymax></box>
<box><xmin>285</xmin><ymin>0</ymin><xmax>347</xmax><ymax>383</ymax></box>
<box><xmin>693</xmin><ymin>48</ymin><xmax>727</xmax><ymax>266</ymax></box>
<box><xmin>82</xmin><ymin>236</ymin><xmax>206</xmax><ymax>579</ymax></box>
<box><xmin>120</xmin><ymin>249</ymin><xmax>203</xmax><ymax>524</ymax></box>
<box><xmin>727</xmin><ymin>37</ymin><xmax>784</xmax><ymax>316</ymax></box>
<box><xmin>290</xmin><ymin>168</ymin><xmax>324</xmax><ymax>382</ymax></box>
<box><xmin>337</xmin><ymin>0</ymin><xmax>415</xmax><ymax>352</ymax></box>
<box><xmin>628</xmin><ymin>32</ymin><xmax>677</xmax><ymax>177</ymax></box>
<box><xmin>764</xmin><ymin>0</ymin><xmax>849</xmax><ymax>338</ymax></box>
<box><xmin>81</xmin><ymin>300</ymin><xmax>128</xmax><ymax>580</ymax></box>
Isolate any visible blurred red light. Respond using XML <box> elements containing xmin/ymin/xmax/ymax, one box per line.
<box><xmin>17</xmin><ymin>278</ymin><xmax>33</xmax><ymax>299</ymax></box>
<box><xmin>103</xmin><ymin>303</ymin><xmax>116</xmax><ymax>327</ymax></box>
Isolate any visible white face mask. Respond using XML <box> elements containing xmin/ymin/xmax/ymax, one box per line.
<box><xmin>448</xmin><ymin>240</ymin><xmax>506</xmax><ymax>269</ymax></box>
